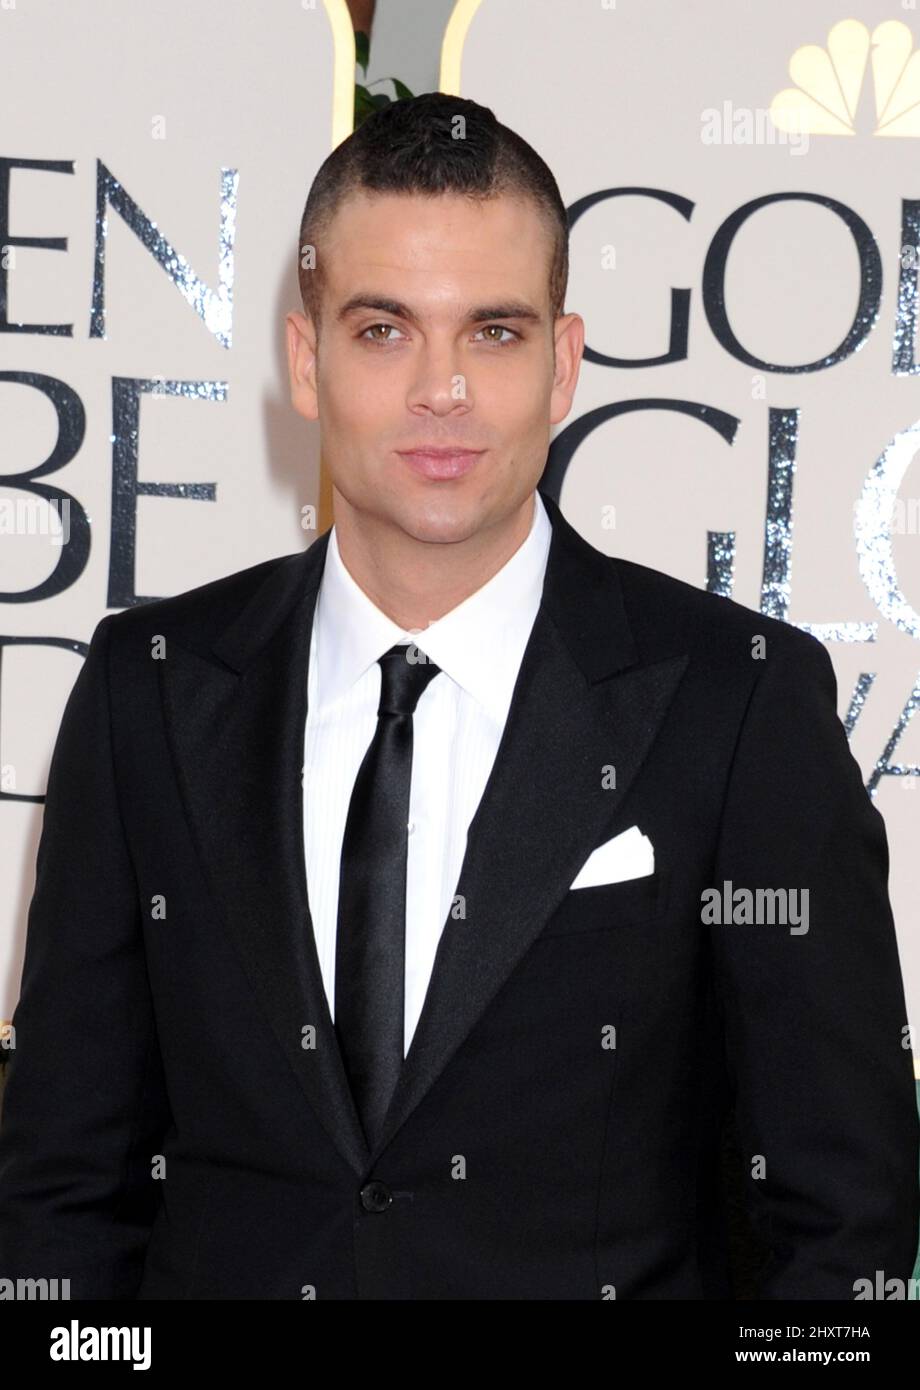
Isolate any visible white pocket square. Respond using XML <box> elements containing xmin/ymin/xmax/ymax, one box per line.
<box><xmin>569</xmin><ymin>825</ymin><xmax>655</xmax><ymax>890</ymax></box>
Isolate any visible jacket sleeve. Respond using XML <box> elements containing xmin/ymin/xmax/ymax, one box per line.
<box><xmin>0</xmin><ymin>612</ymin><xmax>172</xmax><ymax>1299</ymax></box>
<box><xmin>711</xmin><ymin>630</ymin><xmax>920</xmax><ymax>1299</ymax></box>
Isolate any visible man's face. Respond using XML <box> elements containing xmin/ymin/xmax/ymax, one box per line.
<box><xmin>286</xmin><ymin>190</ymin><xmax>584</xmax><ymax>546</ymax></box>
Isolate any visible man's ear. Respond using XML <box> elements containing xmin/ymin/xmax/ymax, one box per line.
<box><xmin>549</xmin><ymin>312</ymin><xmax>585</xmax><ymax>427</ymax></box>
<box><xmin>286</xmin><ymin>310</ymin><xmax>319</xmax><ymax>422</ymax></box>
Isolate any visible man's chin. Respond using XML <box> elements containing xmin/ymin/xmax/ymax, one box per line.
<box><xmin>393</xmin><ymin>505</ymin><xmax>484</xmax><ymax>546</ymax></box>
<box><xmin>375</xmin><ymin>484</ymin><xmax>488</xmax><ymax>543</ymax></box>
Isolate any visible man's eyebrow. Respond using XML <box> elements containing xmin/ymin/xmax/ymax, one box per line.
<box><xmin>336</xmin><ymin>294</ymin><xmax>543</xmax><ymax>325</ymax></box>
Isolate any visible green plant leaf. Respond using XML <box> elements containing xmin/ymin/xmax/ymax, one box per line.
<box><xmin>354</xmin><ymin>29</ymin><xmax>370</xmax><ymax>76</ymax></box>
<box><xmin>353</xmin><ymin>63</ymin><xmax>414</xmax><ymax>128</ymax></box>
<box><xmin>354</xmin><ymin>84</ymin><xmax>378</xmax><ymax>127</ymax></box>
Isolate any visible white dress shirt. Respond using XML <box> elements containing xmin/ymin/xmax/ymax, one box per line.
<box><xmin>303</xmin><ymin>489</ymin><xmax>552</xmax><ymax>1056</ymax></box>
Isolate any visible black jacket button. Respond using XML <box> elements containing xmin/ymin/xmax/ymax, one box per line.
<box><xmin>359</xmin><ymin>1180</ymin><xmax>392</xmax><ymax>1213</ymax></box>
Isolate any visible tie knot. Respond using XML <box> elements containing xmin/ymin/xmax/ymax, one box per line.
<box><xmin>377</xmin><ymin>642</ymin><xmax>441</xmax><ymax>716</ymax></box>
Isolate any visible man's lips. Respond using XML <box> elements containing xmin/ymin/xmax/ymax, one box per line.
<box><xmin>396</xmin><ymin>447</ymin><xmax>486</xmax><ymax>480</ymax></box>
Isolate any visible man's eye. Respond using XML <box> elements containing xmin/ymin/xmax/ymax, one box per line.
<box><xmin>360</xmin><ymin>323</ymin><xmax>405</xmax><ymax>345</ymax></box>
<box><xmin>474</xmin><ymin>325</ymin><xmax>519</xmax><ymax>347</ymax></box>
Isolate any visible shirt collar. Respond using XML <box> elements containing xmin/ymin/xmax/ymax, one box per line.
<box><xmin>311</xmin><ymin>490</ymin><xmax>552</xmax><ymax>726</ymax></box>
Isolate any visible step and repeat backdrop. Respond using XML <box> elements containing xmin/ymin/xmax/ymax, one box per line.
<box><xmin>0</xmin><ymin>0</ymin><xmax>352</xmax><ymax>1034</ymax></box>
<box><xmin>443</xmin><ymin>0</ymin><xmax>920</xmax><ymax>1074</ymax></box>
<box><xmin>2</xmin><ymin>0</ymin><xmax>919</xmax><ymax>1085</ymax></box>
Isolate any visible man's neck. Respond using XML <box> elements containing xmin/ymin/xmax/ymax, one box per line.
<box><xmin>331</xmin><ymin>492</ymin><xmax>537</xmax><ymax>632</ymax></box>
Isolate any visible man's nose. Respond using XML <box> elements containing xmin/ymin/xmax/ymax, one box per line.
<box><xmin>406</xmin><ymin>343</ymin><xmax>472</xmax><ymax>413</ymax></box>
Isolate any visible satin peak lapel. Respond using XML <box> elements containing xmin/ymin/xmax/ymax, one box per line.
<box><xmin>372</xmin><ymin>494</ymin><xmax>689</xmax><ymax>1158</ymax></box>
<box><xmin>161</xmin><ymin>528</ymin><xmax>374</xmax><ymax>1177</ymax></box>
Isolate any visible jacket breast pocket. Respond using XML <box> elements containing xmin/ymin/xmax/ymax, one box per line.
<box><xmin>539</xmin><ymin>868</ymin><xmax>670</xmax><ymax>938</ymax></box>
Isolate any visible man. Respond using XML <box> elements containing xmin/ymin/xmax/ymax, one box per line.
<box><xmin>0</xmin><ymin>93</ymin><xmax>917</xmax><ymax>1300</ymax></box>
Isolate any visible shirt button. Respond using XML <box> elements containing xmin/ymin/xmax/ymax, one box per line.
<box><xmin>359</xmin><ymin>1180</ymin><xmax>392</xmax><ymax>1213</ymax></box>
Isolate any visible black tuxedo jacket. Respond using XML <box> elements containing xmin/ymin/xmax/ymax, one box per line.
<box><xmin>1</xmin><ymin>490</ymin><xmax>917</xmax><ymax>1299</ymax></box>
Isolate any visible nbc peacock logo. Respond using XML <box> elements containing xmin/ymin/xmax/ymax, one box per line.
<box><xmin>771</xmin><ymin>17</ymin><xmax>920</xmax><ymax>137</ymax></box>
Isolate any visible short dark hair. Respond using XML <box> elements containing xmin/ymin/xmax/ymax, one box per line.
<box><xmin>298</xmin><ymin>92</ymin><xmax>569</xmax><ymax>338</ymax></box>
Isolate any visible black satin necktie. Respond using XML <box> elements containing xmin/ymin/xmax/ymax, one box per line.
<box><xmin>334</xmin><ymin>642</ymin><xmax>442</xmax><ymax>1149</ymax></box>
